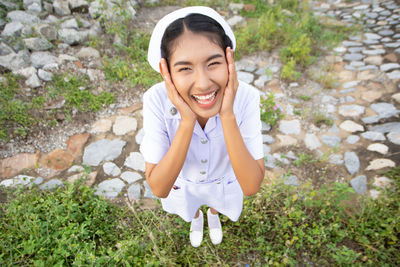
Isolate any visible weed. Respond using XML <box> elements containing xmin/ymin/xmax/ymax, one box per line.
<box><xmin>260</xmin><ymin>93</ymin><xmax>284</xmax><ymax>127</ymax></box>
<box><xmin>299</xmin><ymin>95</ymin><xmax>311</xmax><ymax>101</ymax></box>
<box><xmin>1</xmin><ymin>168</ymin><xmax>399</xmax><ymax>265</ymax></box>
<box><xmin>281</xmin><ymin>57</ymin><xmax>301</xmax><ymax>80</ymax></box>
<box><xmin>313</xmin><ymin>111</ymin><xmax>334</xmax><ymax>127</ymax></box>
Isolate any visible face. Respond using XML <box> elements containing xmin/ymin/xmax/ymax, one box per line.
<box><xmin>168</xmin><ymin>30</ymin><xmax>229</xmax><ymax>124</ymax></box>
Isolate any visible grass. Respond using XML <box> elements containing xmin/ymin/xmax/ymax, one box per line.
<box><xmin>0</xmin><ymin>73</ymin><xmax>114</xmax><ymax>141</ymax></box>
<box><xmin>1</xmin><ymin>168</ymin><xmax>399</xmax><ymax>265</ymax></box>
<box><xmin>234</xmin><ymin>0</ymin><xmax>357</xmax><ymax>81</ymax></box>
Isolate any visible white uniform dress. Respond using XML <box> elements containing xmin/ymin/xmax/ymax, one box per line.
<box><xmin>140</xmin><ymin>81</ymin><xmax>264</xmax><ymax>222</ymax></box>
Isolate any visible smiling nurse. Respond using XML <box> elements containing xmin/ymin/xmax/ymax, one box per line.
<box><xmin>140</xmin><ymin>6</ymin><xmax>265</xmax><ymax>247</ymax></box>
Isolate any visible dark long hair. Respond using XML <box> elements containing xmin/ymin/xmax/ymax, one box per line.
<box><xmin>161</xmin><ymin>13</ymin><xmax>233</xmax><ymax>65</ymax></box>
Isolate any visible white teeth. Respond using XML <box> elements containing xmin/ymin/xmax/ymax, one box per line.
<box><xmin>193</xmin><ymin>91</ymin><xmax>216</xmax><ymax>100</ymax></box>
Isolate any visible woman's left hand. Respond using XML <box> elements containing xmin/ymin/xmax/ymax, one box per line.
<box><xmin>219</xmin><ymin>47</ymin><xmax>238</xmax><ymax>119</ymax></box>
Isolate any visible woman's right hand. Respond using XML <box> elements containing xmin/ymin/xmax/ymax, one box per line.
<box><xmin>159</xmin><ymin>58</ymin><xmax>197</xmax><ymax>123</ymax></box>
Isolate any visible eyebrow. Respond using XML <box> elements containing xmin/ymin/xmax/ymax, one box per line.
<box><xmin>173</xmin><ymin>53</ymin><xmax>224</xmax><ymax>67</ymax></box>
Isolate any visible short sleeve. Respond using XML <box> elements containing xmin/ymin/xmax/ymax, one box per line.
<box><xmin>237</xmin><ymin>83</ymin><xmax>264</xmax><ymax>160</ymax></box>
<box><xmin>140</xmin><ymin>86</ymin><xmax>171</xmax><ymax>164</ymax></box>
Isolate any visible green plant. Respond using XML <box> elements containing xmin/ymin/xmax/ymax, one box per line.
<box><xmin>281</xmin><ymin>57</ymin><xmax>301</xmax><ymax>80</ymax></box>
<box><xmin>313</xmin><ymin>111</ymin><xmax>334</xmax><ymax>127</ymax></box>
<box><xmin>299</xmin><ymin>95</ymin><xmax>311</xmax><ymax>101</ymax></box>
<box><xmin>260</xmin><ymin>93</ymin><xmax>284</xmax><ymax>126</ymax></box>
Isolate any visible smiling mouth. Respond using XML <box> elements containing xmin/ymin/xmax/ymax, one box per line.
<box><xmin>192</xmin><ymin>91</ymin><xmax>217</xmax><ymax>105</ymax></box>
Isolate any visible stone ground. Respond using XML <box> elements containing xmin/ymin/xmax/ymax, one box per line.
<box><xmin>0</xmin><ymin>0</ymin><xmax>399</xmax><ymax>208</ymax></box>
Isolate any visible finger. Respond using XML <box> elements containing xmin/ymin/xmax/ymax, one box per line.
<box><xmin>226</xmin><ymin>48</ymin><xmax>238</xmax><ymax>91</ymax></box>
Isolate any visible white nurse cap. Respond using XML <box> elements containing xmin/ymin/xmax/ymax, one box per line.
<box><xmin>147</xmin><ymin>6</ymin><xmax>236</xmax><ymax>73</ymax></box>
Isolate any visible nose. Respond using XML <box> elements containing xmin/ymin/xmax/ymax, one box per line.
<box><xmin>193</xmin><ymin>67</ymin><xmax>212</xmax><ymax>91</ymax></box>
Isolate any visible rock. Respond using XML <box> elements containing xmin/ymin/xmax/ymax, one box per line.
<box><xmin>344</xmin><ymin>151</ymin><xmax>360</xmax><ymax>175</ymax></box>
<box><xmin>262</xmin><ymin>121</ymin><xmax>271</xmax><ymax>132</ymax></box>
<box><xmin>387</xmin><ymin>70</ymin><xmax>400</xmax><ymax>79</ymax></box>
<box><xmin>361</xmin><ymin>131</ymin><xmax>386</xmax><ymax>141</ymax></box>
<box><xmin>392</xmin><ymin>93</ymin><xmax>400</xmax><ymax>103</ymax></box>
<box><xmin>366</xmin><ymin>159</ymin><xmax>396</xmax><ymax>171</ymax></box>
<box><xmin>346</xmin><ymin>135</ymin><xmax>360</xmax><ymax>144</ymax></box>
<box><xmin>344</xmin><ymin>53</ymin><xmax>364</xmax><ymax>61</ymax></box>
<box><xmin>83</xmin><ymin>139</ymin><xmax>126</xmax><ymax>166</ymax></box>
<box><xmin>0</xmin><ymin>152</ymin><xmax>40</xmax><ymax>178</ymax></box>
<box><xmin>60</xmin><ymin>18</ymin><xmax>79</xmax><ymax>29</ymax></box>
<box><xmin>263</xmin><ymin>144</ymin><xmax>270</xmax><ymax>156</ymax></box>
<box><xmin>135</xmin><ymin>128</ymin><xmax>144</xmax><ymax>145</ymax></box>
<box><xmin>370</xmin><ymin>122</ymin><xmax>400</xmax><ymax>133</ymax></box>
<box><xmin>339</xmin><ymin>120</ymin><xmax>364</xmax><ymax>132</ymax></box>
<box><xmin>277</xmin><ymin>134</ymin><xmax>297</xmax><ymax>146</ymax></box>
<box><xmin>0</xmin><ymin>50</ymin><xmax>31</xmax><ymax>72</ymax></box>
<box><xmin>143</xmin><ymin>181</ymin><xmax>157</xmax><ymax>198</ymax></box>
<box><xmin>103</xmin><ymin>162</ymin><xmax>121</xmax><ymax>176</ymax></box>
<box><xmin>66</xmin><ymin>132</ymin><xmax>90</xmax><ymax>155</ymax></box>
<box><xmin>40</xmin><ymin>179</ymin><xmax>64</xmax><ymax>190</ymax></box>
<box><xmin>121</xmin><ymin>171</ymin><xmax>142</xmax><ymax>184</ymax></box>
<box><xmin>90</xmin><ymin>118</ymin><xmax>112</xmax><ymax>133</ymax></box>
<box><xmin>37</xmin><ymin>69</ymin><xmax>52</xmax><ymax>82</ymax></box>
<box><xmin>273</xmin><ymin>153</ymin><xmax>290</xmax><ymax>165</ymax></box>
<box><xmin>254</xmin><ymin>75</ymin><xmax>271</xmax><ymax>88</ymax></box>
<box><xmin>26</xmin><ymin>2</ymin><xmax>42</xmax><ymax>13</ymax></box>
<box><xmin>227</xmin><ymin>15</ymin><xmax>245</xmax><ymax>27</ymax></box>
<box><xmin>95</xmin><ymin>178</ymin><xmax>125</xmax><ymax>199</ymax></box>
<box><xmin>369</xmin><ymin>189</ymin><xmax>380</xmax><ymax>199</ymax></box>
<box><xmin>30</xmin><ymin>51</ymin><xmax>57</xmax><ymax>69</ymax></box>
<box><xmin>264</xmin><ymin>154</ymin><xmax>276</xmax><ymax>168</ymax></box>
<box><xmin>1</xmin><ymin>21</ymin><xmax>24</xmax><ymax>37</ymax></box>
<box><xmin>342</xmin><ymin>41</ymin><xmax>362</xmax><ymax>46</ymax></box>
<box><xmin>67</xmin><ymin>171</ymin><xmax>97</xmax><ymax>186</ymax></box>
<box><xmin>387</xmin><ymin>132</ymin><xmax>400</xmax><ymax>145</ymax></box>
<box><xmin>367</xmin><ymin>143</ymin><xmax>389</xmax><ymax>154</ymax></box>
<box><xmin>67</xmin><ymin>165</ymin><xmax>85</xmax><ymax>173</ymax></box>
<box><xmin>76</xmin><ymin>47</ymin><xmax>100</xmax><ymax>58</ymax></box>
<box><xmin>329</xmin><ymin>154</ymin><xmax>344</xmax><ymax>165</ymax></box>
<box><xmin>0</xmin><ymin>175</ymin><xmax>36</xmax><ymax>188</ymax></box>
<box><xmin>262</xmin><ymin>134</ymin><xmax>275</xmax><ymax>144</ymax></box>
<box><xmin>364</xmin><ymin>55</ymin><xmax>383</xmax><ymax>65</ymax></box>
<box><xmin>0</xmin><ymin>43</ymin><xmax>13</xmax><ymax>56</ymax></box>
<box><xmin>338</xmin><ymin>104</ymin><xmax>365</xmax><ymax>117</ymax></box>
<box><xmin>113</xmin><ymin>116</ymin><xmax>137</xmax><ymax>135</ymax></box>
<box><xmin>87</xmin><ymin>69</ymin><xmax>104</xmax><ymax>82</ymax></box>
<box><xmin>69</xmin><ymin>0</ymin><xmax>89</xmax><ymax>13</ymax></box>
<box><xmin>350</xmin><ymin>175</ymin><xmax>367</xmax><ymax>195</ymax></box>
<box><xmin>282</xmin><ymin>175</ymin><xmax>299</xmax><ymax>186</ymax></box>
<box><xmin>361</xmin><ymin>90</ymin><xmax>382</xmax><ymax>102</ymax></box>
<box><xmin>7</xmin><ymin>10</ymin><xmax>40</xmax><ymax>24</ymax></box>
<box><xmin>128</xmin><ymin>183</ymin><xmax>141</xmax><ymax>201</ymax></box>
<box><xmin>58</xmin><ymin>28</ymin><xmax>88</xmax><ymax>45</ymax></box>
<box><xmin>36</xmin><ymin>24</ymin><xmax>57</xmax><ymax>41</ymax></box>
<box><xmin>361</xmin><ymin>116</ymin><xmax>380</xmax><ymax>124</ymax></box>
<box><xmin>321</xmin><ymin>135</ymin><xmax>341</xmax><ymax>147</ymax></box>
<box><xmin>304</xmin><ymin>133</ymin><xmax>322</xmax><ymax>150</ymax></box>
<box><xmin>53</xmin><ymin>0</ymin><xmax>71</xmax><ymax>16</ymax></box>
<box><xmin>40</xmin><ymin>148</ymin><xmax>75</xmax><ymax>171</ymax></box>
<box><xmin>362</xmin><ymin>49</ymin><xmax>386</xmax><ymax>55</ymax></box>
<box><xmin>365</xmin><ymin>32</ymin><xmax>382</xmax><ymax>39</ymax></box>
<box><xmin>237</xmin><ymin>71</ymin><xmax>254</xmax><ymax>84</ymax></box>
<box><xmin>88</xmin><ymin>0</ymin><xmax>102</xmax><ymax>19</ymax></box>
<box><xmin>370</xmin><ymin>102</ymin><xmax>399</xmax><ymax>119</ymax></box>
<box><xmin>373</xmin><ymin>176</ymin><xmax>393</xmax><ymax>188</ymax></box>
<box><xmin>378</xmin><ymin>29</ymin><xmax>394</xmax><ymax>36</ymax></box>
<box><xmin>124</xmin><ymin>152</ymin><xmax>145</xmax><ymax>172</ymax></box>
<box><xmin>380</xmin><ymin>63</ymin><xmax>400</xmax><ymax>72</ymax></box>
<box><xmin>279</xmin><ymin>120</ymin><xmax>301</xmax><ymax>135</ymax></box>
<box><xmin>26</xmin><ymin>73</ymin><xmax>41</xmax><ymax>88</ymax></box>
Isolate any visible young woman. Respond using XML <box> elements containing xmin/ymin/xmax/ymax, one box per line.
<box><xmin>140</xmin><ymin>6</ymin><xmax>265</xmax><ymax>247</ymax></box>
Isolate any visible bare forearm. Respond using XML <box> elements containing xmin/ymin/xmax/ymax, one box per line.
<box><xmin>146</xmin><ymin>120</ymin><xmax>195</xmax><ymax>198</ymax></box>
<box><xmin>221</xmin><ymin>115</ymin><xmax>264</xmax><ymax>195</ymax></box>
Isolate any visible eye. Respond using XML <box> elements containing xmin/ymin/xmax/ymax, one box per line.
<box><xmin>208</xmin><ymin>61</ymin><xmax>221</xmax><ymax>67</ymax></box>
<box><xmin>178</xmin><ymin>67</ymin><xmax>191</xmax><ymax>72</ymax></box>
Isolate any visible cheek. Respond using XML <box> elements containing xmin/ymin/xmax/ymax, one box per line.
<box><xmin>171</xmin><ymin>75</ymin><xmax>190</xmax><ymax>97</ymax></box>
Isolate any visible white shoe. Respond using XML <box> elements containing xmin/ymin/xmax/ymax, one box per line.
<box><xmin>190</xmin><ymin>210</ymin><xmax>203</xmax><ymax>247</ymax></box>
<box><xmin>207</xmin><ymin>208</ymin><xmax>223</xmax><ymax>245</ymax></box>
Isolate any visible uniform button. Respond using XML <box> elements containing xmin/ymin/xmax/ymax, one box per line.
<box><xmin>200</xmin><ymin>138</ymin><xmax>208</xmax><ymax>144</ymax></box>
<box><xmin>200</xmin><ymin>171</ymin><xmax>206</xmax><ymax>175</ymax></box>
<box><xmin>169</xmin><ymin>107</ymin><xmax>177</xmax><ymax>115</ymax></box>
<box><xmin>201</xmin><ymin>159</ymin><xmax>208</xmax><ymax>163</ymax></box>
<box><xmin>199</xmin><ymin>179</ymin><xmax>205</xmax><ymax>182</ymax></box>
